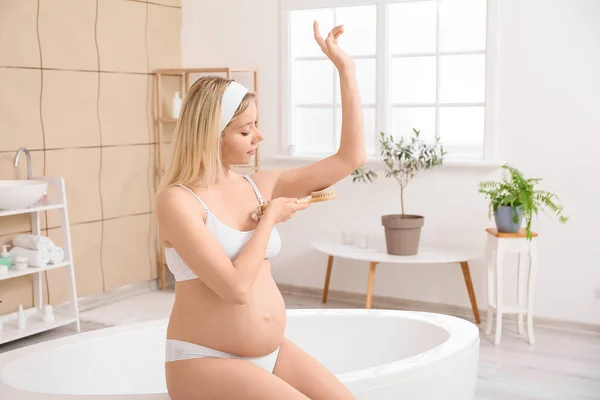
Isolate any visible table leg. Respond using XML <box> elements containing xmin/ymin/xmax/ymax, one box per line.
<box><xmin>517</xmin><ymin>252</ymin><xmax>526</xmax><ymax>335</ymax></box>
<box><xmin>485</xmin><ymin>237</ymin><xmax>496</xmax><ymax>335</ymax></box>
<box><xmin>366</xmin><ymin>262</ymin><xmax>377</xmax><ymax>309</ymax></box>
<box><xmin>460</xmin><ymin>261</ymin><xmax>481</xmax><ymax>324</ymax></box>
<box><xmin>322</xmin><ymin>256</ymin><xmax>334</xmax><ymax>304</ymax></box>
<box><xmin>494</xmin><ymin>248</ymin><xmax>505</xmax><ymax>345</ymax></box>
<box><xmin>527</xmin><ymin>241</ymin><xmax>539</xmax><ymax>345</ymax></box>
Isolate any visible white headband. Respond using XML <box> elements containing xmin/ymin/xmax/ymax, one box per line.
<box><xmin>220</xmin><ymin>81</ymin><xmax>249</xmax><ymax>132</ymax></box>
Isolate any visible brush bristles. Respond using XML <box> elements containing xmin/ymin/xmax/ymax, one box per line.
<box><xmin>310</xmin><ymin>188</ymin><xmax>335</xmax><ymax>197</ymax></box>
<box><xmin>257</xmin><ymin>189</ymin><xmax>338</xmax><ymax>214</ymax></box>
<box><xmin>297</xmin><ymin>188</ymin><xmax>338</xmax><ymax>204</ymax></box>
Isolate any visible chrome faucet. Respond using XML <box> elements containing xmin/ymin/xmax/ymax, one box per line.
<box><xmin>14</xmin><ymin>147</ymin><xmax>32</xmax><ymax>180</ymax></box>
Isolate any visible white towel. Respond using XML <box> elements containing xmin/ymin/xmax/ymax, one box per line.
<box><xmin>48</xmin><ymin>246</ymin><xmax>64</xmax><ymax>264</ymax></box>
<box><xmin>12</xmin><ymin>234</ymin><xmax>56</xmax><ymax>251</ymax></box>
<box><xmin>9</xmin><ymin>247</ymin><xmax>50</xmax><ymax>268</ymax></box>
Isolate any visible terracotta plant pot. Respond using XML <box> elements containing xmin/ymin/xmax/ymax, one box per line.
<box><xmin>381</xmin><ymin>214</ymin><xmax>424</xmax><ymax>256</ymax></box>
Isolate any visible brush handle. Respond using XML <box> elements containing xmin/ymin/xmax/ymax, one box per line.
<box><xmin>259</xmin><ymin>196</ymin><xmax>312</xmax><ymax>211</ymax></box>
<box><xmin>296</xmin><ymin>196</ymin><xmax>313</xmax><ymax>204</ymax></box>
<box><xmin>258</xmin><ymin>193</ymin><xmax>334</xmax><ymax>213</ymax></box>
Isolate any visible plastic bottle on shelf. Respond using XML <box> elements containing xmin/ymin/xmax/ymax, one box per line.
<box><xmin>0</xmin><ymin>245</ymin><xmax>11</xmax><ymax>271</ymax></box>
<box><xmin>171</xmin><ymin>92</ymin><xmax>182</xmax><ymax>118</ymax></box>
<box><xmin>42</xmin><ymin>305</ymin><xmax>55</xmax><ymax>323</ymax></box>
<box><xmin>17</xmin><ymin>304</ymin><xmax>27</xmax><ymax>330</ymax></box>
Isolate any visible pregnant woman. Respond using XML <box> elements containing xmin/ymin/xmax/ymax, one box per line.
<box><xmin>156</xmin><ymin>21</ymin><xmax>365</xmax><ymax>399</ymax></box>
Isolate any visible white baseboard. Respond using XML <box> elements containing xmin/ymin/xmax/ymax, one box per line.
<box><xmin>278</xmin><ymin>283</ymin><xmax>600</xmax><ymax>336</ymax></box>
<box><xmin>57</xmin><ymin>279</ymin><xmax>599</xmax><ymax>336</ymax></box>
<box><xmin>55</xmin><ymin>280</ymin><xmax>159</xmax><ymax>314</ymax></box>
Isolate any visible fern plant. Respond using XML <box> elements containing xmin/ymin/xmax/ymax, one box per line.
<box><xmin>478</xmin><ymin>164</ymin><xmax>568</xmax><ymax>239</ymax></box>
<box><xmin>352</xmin><ymin>128</ymin><xmax>446</xmax><ymax>216</ymax></box>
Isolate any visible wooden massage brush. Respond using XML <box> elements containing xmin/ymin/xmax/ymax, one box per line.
<box><xmin>251</xmin><ymin>188</ymin><xmax>338</xmax><ymax>222</ymax></box>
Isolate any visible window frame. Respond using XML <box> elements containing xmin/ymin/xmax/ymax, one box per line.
<box><xmin>279</xmin><ymin>0</ymin><xmax>500</xmax><ymax>164</ymax></box>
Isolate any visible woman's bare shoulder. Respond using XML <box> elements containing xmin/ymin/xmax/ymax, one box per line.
<box><xmin>156</xmin><ymin>186</ymin><xmax>206</xmax><ymax>222</ymax></box>
<box><xmin>156</xmin><ymin>185</ymin><xmax>184</xmax><ymax>210</ymax></box>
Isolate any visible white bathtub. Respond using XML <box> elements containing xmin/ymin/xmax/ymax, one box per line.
<box><xmin>0</xmin><ymin>309</ymin><xmax>479</xmax><ymax>399</ymax></box>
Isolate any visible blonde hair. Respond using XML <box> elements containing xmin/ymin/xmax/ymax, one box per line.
<box><xmin>157</xmin><ymin>76</ymin><xmax>255</xmax><ymax>195</ymax></box>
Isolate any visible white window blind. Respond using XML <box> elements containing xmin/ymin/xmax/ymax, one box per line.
<box><xmin>281</xmin><ymin>0</ymin><xmax>495</xmax><ymax>162</ymax></box>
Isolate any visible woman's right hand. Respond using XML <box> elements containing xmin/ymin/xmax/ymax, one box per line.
<box><xmin>314</xmin><ymin>21</ymin><xmax>354</xmax><ymax>73</ymax></box>
<box><xmin>262</xmin><ymin>197</ymin><xmax>310</xmax><ymax>224</ymax></box>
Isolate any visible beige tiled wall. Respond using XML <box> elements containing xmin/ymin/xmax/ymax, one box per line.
<box><xmin>0</xmin><ymin>0</ymin><xmax>181</xmax><ymax>315</ymax></box>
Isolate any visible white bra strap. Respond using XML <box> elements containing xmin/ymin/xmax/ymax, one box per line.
<box><xmin>243</xmin><ymin>175</ymin><xmax>264</xmax><ymax>204</ymax></box>
<box><xmin>176</xmin><ymin>184</ymin><xmax>210</xmax><ymax>212</ymax></box>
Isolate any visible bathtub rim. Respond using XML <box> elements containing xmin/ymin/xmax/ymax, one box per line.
<box><xmin>0</xmin><ymin>309</ymin><xmax>479</xmax><ymax>397</ymax></box>
<box><xmin>286</xmin><ymin>309</ymin><xmax>480</xmax><ymax>391</ymax></box>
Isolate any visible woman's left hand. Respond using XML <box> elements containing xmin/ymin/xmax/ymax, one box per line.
<box><xmin>314</xmin><ymin>21</ymin><xmax>354</xmax><ymax>72</ymax></box>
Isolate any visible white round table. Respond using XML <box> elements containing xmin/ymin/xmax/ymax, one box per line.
<box><xmin>311</xmin><ymin>239</ymin><xmax>483</xmax><ymax>324</ymax></box>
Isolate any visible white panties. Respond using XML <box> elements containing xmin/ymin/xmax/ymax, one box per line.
<box><xmin>165</xmin><ymin>339</ymin><xmax>280</xmax><ymax>373</ymax></box>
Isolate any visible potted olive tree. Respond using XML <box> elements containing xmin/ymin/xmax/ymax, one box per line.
<box><xmin>478</xmin><ymin>164</ymin><xmax>568</xmax><ymax>239</ymax></box>
<box><xmin>352</xmin><ymin>128</ymin><xmax>446</xmax><ymax>255</ymax></box>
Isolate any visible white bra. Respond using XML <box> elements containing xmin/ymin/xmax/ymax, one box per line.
<box><xmin>164</xmin><ymin>174</ymin><xmax>282</xmax><ymax>282</ymax></box>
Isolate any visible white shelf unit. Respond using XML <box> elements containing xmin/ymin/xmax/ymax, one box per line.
<box><xmin>0</xmin><ymin>176</ymin><xmax>81</xmax><ymax>345</ymax></box>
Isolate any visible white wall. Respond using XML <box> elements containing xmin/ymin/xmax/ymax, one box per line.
<box><xmin>182</xmin><ymin>0</ymin><xmax>600</xmax><ymax>326</ymax></box>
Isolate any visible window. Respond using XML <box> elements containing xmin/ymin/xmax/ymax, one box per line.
<box><xmin>281</xmin><ymin>0</ymin><xmax>496</xmax><ymax>162</ymax></box>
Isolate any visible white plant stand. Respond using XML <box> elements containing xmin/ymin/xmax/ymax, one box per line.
<box><xmin>484</xmin><ymin>228</ymin><xmax>539</xmax><ymax>346</ymax></box>
<box><xmin>0</xmin><ymin>176</ymin><xmax>80</xmax><ymax>345</ymax></box>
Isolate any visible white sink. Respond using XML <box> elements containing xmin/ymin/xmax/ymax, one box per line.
<box><xmin>0</xmin><ymin>180</ymin><xmax>48</xmax><ymax>210</ymax></box>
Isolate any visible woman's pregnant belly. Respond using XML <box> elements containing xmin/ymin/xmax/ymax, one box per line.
<box><xmin>167</xmin><ymin>261</ymin><xmax>287</xmax><ymax>357</ymax></box>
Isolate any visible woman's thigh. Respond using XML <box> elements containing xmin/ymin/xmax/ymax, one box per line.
<box><xmin>273</xmin><ymin>338</ymin><xmax>356</xmax><ymax>400</ymax></box>
<box><xmin>165</xmin><ymin>357</ymin><xmax>310</xmax><ymax>400</ymax></box>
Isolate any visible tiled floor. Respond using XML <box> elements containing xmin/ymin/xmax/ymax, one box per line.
<box><xmin>1</xmin><ymin>290</ymin><xmax>599</xmax><ymax>399</ymax></box>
